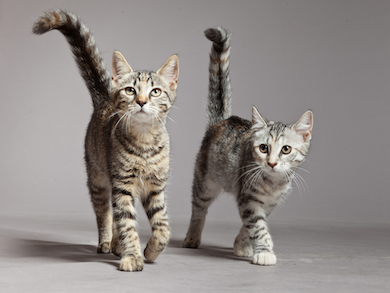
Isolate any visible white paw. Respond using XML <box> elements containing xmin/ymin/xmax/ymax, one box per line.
<box><xmin>252</xmin><ymin>252</ymin><xmax>277</xmax><ymax>266</ymax></box>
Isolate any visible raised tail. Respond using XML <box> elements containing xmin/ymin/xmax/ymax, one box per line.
<box><xmin>33</xmin><ymin>10</ymin><xmax>110</xmax><ymax>109</ymax></box>
<box><xmin>204</xmin><ymin>27</ymin><xmax>232</xmax><ymax>128</ymax></box>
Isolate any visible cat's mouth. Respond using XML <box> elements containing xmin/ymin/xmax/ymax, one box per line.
<box><xmin>136</xmin><ymin>108</ymin><xmax>150</xmax><ymax>116</ymax></box>
<box><xmin>134</xmin><ymin>108</ymin><xmax>154</xmax><ymax>123</ymax></box>
<box><xmin>266</xmin><ymin>166</ymin><xmax>280</xmax><ymax>175</ymax></box>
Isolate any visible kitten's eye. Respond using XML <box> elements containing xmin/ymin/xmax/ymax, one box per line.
<box><xmin>125</xmin><ymin>87</ymin><xmax>136</xmax><ymax>95</ymax></box>
<box><xmin>259</xmin><ymin>144</ymin><xmax>268</xmax><ymax>153</ymax></box>
<box><xmin>281</xmin><ymin>145</ymin><xmax>292</xmax><ymax>154</ymax></box>
<box><xmin>150</xmin><ymin>88</ymin><xmax>162</xmax><ymax>97</ymax></box>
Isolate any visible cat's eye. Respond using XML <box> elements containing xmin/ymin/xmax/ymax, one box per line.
<box><xmin>259</xmin><ymin>144</ymin><xmax>268</xmax><ymax>153</ymax></box>
<box><xmin>125</xmin><ymin>87</ymin><xmax>136</xmax><ymax>95</ymax></box>
<box><xmin>150</xmin><ymin>88</ymin><xmax>162</xmax><ymax>97</ymax></box>
<box><xmin>281</xmin><ymin>145</ymin><xmax>292</xmax><ymax>154</ymax></box>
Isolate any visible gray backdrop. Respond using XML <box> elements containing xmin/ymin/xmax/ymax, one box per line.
<box><xmin>1</xmin><ymin>0</ymin><xmax>389</xmax><ymax>225</ymax></box>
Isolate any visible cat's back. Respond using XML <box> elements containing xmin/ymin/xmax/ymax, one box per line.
<box><xmin>196</xmin><ymin>115</ymin><xmax>252</xmax><ymax>190</ymax></box>
<box><xmin>203</xmin><ymin>115</ymin><xmax>252</xmax><ymax>148</ymax></box>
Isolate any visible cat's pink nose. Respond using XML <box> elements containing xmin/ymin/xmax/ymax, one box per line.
<box><xmin>268</xmin><ymin>162</ymin><xmax>277</xmax><ymax>168</ymax></box>
<box><xmin>137</xmin><ymin>100</ymin><xmax>147</xmax><ymax>107</ymax></box>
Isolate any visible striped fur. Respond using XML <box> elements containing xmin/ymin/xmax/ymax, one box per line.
<box><xmin>33</xmin><ymin>10</ymin><xmax>179</xmax><ymax>272</ymax></box>
<box><xmin>204</xmin><ymin>27</ymin><xmax>232</xmax><ymax>128</ymax></box>
<box><xmin>183</xmin><ymin>27</ymin><xmax>313</xmax><ymax>266</ymax></box>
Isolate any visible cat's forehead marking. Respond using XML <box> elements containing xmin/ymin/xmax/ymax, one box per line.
<box><xmin>269</xmin><ymin>123</ymin><xmax>287</xmax><ymax>141</ymax></box>
<box><xmin>133</xmin><ymin>71</ymin><xmax>154</xmax><ymax>87</ymax></box>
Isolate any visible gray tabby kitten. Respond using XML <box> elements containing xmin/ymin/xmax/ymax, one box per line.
<box><xmin>33</xmin><ymin>10</ymin><xmax>179</xmax><ymax>272</ymax></box>
<box><xmin>182</xmin><ymin>27</ymin><xmax>313</xmax><ymax>266</ymax></box>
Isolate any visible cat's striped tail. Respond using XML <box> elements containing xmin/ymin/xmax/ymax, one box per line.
<box><xmin>204</xmin><ymin>27</ymin><xmax>232</xmax><ymax>128</ymax></box>
<box><xmin>33</xmin><ymin>10</ymin><xmax>110</xmax><ymax>109</ymax></box>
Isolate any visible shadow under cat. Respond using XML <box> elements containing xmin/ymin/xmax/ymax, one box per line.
<box><xmin>1</xmin><ymin>227</ymin><xmax>250</xmax><ymax>270</ymax></box>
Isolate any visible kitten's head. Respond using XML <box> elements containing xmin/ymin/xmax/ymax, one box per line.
<box><xmin>110</xmin><ymin>51</ymin><xmax>179</xmax><ymax>126</ymax></box>
<box><xmin>250</xmin><ymin>106</ymin><xmax>313</xmax><ymax>177</ymax></box>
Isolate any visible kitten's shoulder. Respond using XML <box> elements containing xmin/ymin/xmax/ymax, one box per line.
<box><xmin>224</xmin><ymin>116</ymin><xmax>252</xmax><ymax>130</ymax></box>
<box><xmin>204</xmin><ymin>115</ymin><xmax>252</xmax><ymax>142</ymax></box>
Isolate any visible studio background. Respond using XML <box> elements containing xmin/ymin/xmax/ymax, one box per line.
<box><xmin>1</xmin><ymin>1</ymin><xmax>390</xmax><ymax>291</ymax></box>
<box><xmin>2</xmin><ymin>0</ymin><xmax>389</xmax><ymax>225</ymax></box>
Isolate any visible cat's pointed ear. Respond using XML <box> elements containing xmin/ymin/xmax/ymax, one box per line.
<box><xmin>111</xmin><ymin>51</ymin><xmax>133</xmax><ymax>85</ymax></box>
<box><xmin>252</xmin><ymin>106</ymin><xmax>267</xmax><ymax>129</ymax></box>
<box><xmin>157</xmin><ymin>55</ymin><xmax>179</xmax><ymax>91</ymax></box>
<box><xmin>293</xmin><ymin>110</ymin><xmax>313</xmax><ymax>142</ymax></box>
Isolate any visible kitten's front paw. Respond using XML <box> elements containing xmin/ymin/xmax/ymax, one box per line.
<box><xmin>111</xmin><ymin>238</ymin><xmax>121</xmax><ymax>258</ymax></box>
<box><xmin>182</xmin><ymin>236</ymin><xmax>200</xmax><ymax>248</ymax></box>
<box><xmin>97</xmin><ymin>242</ymin><xmax>111</xmax><ymax>254</ymax></box>
<box><xmin>252</xmin><ymin>252</ymin><xmax>277</xmax><ymax>266</ymax></box>
<box><xmin>234</xmin><ymin>243</ymin><xmax>253</xmax><ymax>257</ymax></box>
<box><xmin>144</xmin><ymin>237</ymin><xmax>166</xmax><ymax>262</ymax></box>
<box><xmin>119</xmin><ymin>256</ymin><xmax>144</xmax><ymax>272</ymax></box>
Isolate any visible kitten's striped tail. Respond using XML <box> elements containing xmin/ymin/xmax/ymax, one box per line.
<box><xmin>33</xmin><ymin>10</ymin><xmax>110</xmax><ymax>109</ymax></box>
<box><xmin>204</xmin><ymin>27</ymin><xmax>232</xmax><ymax>128</ymax></box>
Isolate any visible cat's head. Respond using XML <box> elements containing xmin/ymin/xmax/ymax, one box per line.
<box><xmin>251</xmin><ymin>106</ymin><xmax>313</xmax><ymax>177</ymax></box>
<box><xmin>110</xmin><ymin>51</ymin><xmax>179</xmax><ymax>126</ymax></box>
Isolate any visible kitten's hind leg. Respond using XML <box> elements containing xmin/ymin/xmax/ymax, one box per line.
<box><xmin>182</xmin><ymin>176</ymin><xmax>221</xmax><ymax>248</ymax></box>
<box><xmin>88</xmin><ymin>175</ymin><xmax>112</xmax><ymax>254</ymax></box>
<box><xmin>142</xmin><ymin>186</ymin><xmax>170</xmax><ymax>262</ymax></box>
<box><xmin>234</xmin><ymin>225</ymin><xmax>253</xmax><ymax>257</ymax></box>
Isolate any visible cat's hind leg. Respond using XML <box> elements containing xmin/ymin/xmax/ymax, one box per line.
<box><xmin>182</xmin><ymin>175</ymin><xmax>221</xmax><ymax>248</ymax></box>
<box><xmin>88</xmin><ymin>173</ymin><xmax>112</xmax><ymax>254</ymax></box>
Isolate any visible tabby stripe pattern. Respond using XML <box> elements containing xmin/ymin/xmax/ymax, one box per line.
<box><xmin>204</xmin><ymin>27</ymin><xmax>232</xmax><ymax>128</ymax></box>
<box><xmin>34</xmin><ymin>9</ymin><xmax>179</xmax><ymax>272</ymax></box>
<box><xmin>33</xmin><ymin>9</ymin><xmax>110</xmax><ymax>108</ymax></box>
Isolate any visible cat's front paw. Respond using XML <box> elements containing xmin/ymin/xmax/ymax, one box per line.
<box><xmin>182</xmin><ymin>236</ymin><xmax>200</xmax><ymax>248</ymax></box>
<box><xmin>234</xmin><ymin>243</ymin><xmax>253</xmax><ymax>257</ymax></box>
<box><xmin>144</xmin><ymin>237</ymin><xmax>166</xmax><ymax>262</ymax></box>
<box><xmin>252</xmin><ymin>252</ymin><xmax>277</xmax><ymax>266</ymax></box>
<box><xmin>111</xmin><ymin>238</ymin><xmax>121</xmax><ymax>258</ymax></box>
<box><xmin>97</xmin><ymin>242</ymin><xmax>111</xmax><ymax>254</ymax></box>
<box><xmin>119</xmin><ymin>256</ymin><xmax>144</xmax><ymax>272</ymax></box>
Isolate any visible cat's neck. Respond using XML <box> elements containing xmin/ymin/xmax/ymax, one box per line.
<box><xmin>127</xmin><ymin>120</ymin><xmax>166</xmax><ymax>144</ymax></box>
<box><xmin>260</xmin><ymin>171</ymin><xmax>291</xmax><ymax>188</ymax></box>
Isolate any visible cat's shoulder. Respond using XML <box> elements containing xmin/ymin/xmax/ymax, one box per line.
<box><xmin>204</xmin><ymin>115</ymin><xmax>252</xmax><ymax>140</ymax></box>
<box><xmin>224</xmin><ymin>116</ymin><xmax>252</xmax><ymax>130</ymax></box>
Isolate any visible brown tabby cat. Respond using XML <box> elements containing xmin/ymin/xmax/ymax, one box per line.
<box><xmin>33</xmin><ymin>10</ymin><xmax>179</xmax><ymax>272</ymax></box>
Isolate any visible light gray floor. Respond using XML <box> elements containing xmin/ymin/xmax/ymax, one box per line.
<box><xmin>1</xmin><ymin>212</ymin><xmax>389</xmax><ymax>292</ymax></box>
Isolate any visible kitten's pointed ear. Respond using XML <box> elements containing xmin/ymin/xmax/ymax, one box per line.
<box><xmin>252</xmin><ymin>106</ymin><xmax>267</xmax><ymax>129</ymax></box>
<box><xmin>157</xmin><ymin>55</ymin><xmax>179</xmax><ymax>91</ymax></box>
<box><xmin>112</xmin><ymin>51</ymin><xmax>133</xmax><ymax>85</ymax></box>
<box><xmin>293</xmin><ymin>110</ymin><xmax>313</xmax><ymax>141</ymax></box>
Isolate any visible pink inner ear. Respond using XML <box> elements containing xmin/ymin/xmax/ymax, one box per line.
<box><xmin>302</xmin><ymin>131</ymin><xmax>310</xmax><ymax>141</ymax></box>
<box><xmin>169</xmin><ymin>81</ymin><xmax>177</xmax><ymax>90</ymax></box>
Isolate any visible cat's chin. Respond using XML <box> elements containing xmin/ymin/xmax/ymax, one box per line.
<box><xmin>133</xmin><ymin>110</ymin><xmax>154</xmax><ymax>123</ymax></box>
<box><xmin>265</xmin><ymin>168</ymin><xmax>284</xmax><ymax>178</ymax></box>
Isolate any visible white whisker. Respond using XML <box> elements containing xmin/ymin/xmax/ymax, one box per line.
<box><xmin>294</xmin><ymin>167</ymin><xmax>310</xmax><ymax>174</ymax></box>
<box><xmin>166</xmin><ymin>115</ymin><xmax>177</xmax><ymax>125</ymax></box>
<box><xmin>111</xmin><ymin>112</ymin><xmax>128</xmax><ymax>138</ymax></box>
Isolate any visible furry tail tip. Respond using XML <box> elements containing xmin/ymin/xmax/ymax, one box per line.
<box><xmin>204</xmin><ymin>27</ymin><xmax>230</xmax><ymax>45</ymax></box>
<box><xmin>32</xmin><ymin>10</ymin><xmax>64</xmax><ymax>35</ymax></box>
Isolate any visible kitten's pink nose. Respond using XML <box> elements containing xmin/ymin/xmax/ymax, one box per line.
<box><xmin>268</xmin><ymin>162</ymin><xmax>277</xmax><ymax>168</ymax></box>
<box><xmin>137</xmin><ymin>100</ymin><xmax>147</xmax><ymax>107</ymax></box>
